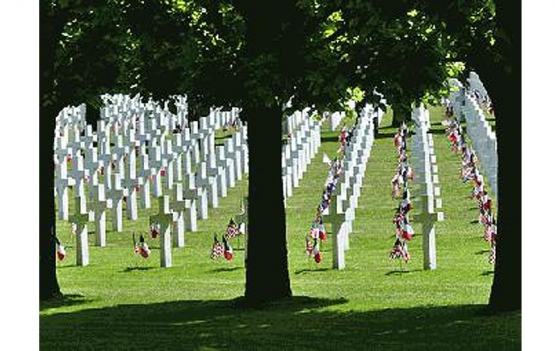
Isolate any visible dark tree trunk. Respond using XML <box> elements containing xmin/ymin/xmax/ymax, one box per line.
<box><xmin>39</xmin><ymin>105</ymin><xmax>61</xmax><ymax>301</ymax></box>
<box><xmin>486</xmin><ymin>0</ymin><xmax>521</xmax><ymax>312</ymax></box>
<box><xmin>234</xmin><ymin>0</ymin><xmax>297</xmax><ymax>305</ymax></box>
<box><xmin>85</xmin><ymin>101</ymin><xmax>100</xmax><ymax>128</ymax></box>
<box><xmin>486</xmin><ymin>73</ymin><xmax>521</xmax><ymax>312</ymax></box>
<box><xmin>40</xmin><ymin>0</ymin><xmax>62</xmax><ymax>301</ymax></box>
<box><xmin>244</xmin><ymin>104</ymin><xmax>292</xmax><ymax>304</ymax></box>
<box><xmin>391</xmin><ymin>103</ymin><xmax>411</xmax><ymax>128</ymax></box>
<box><xmin>468</xmin><ymin>0</ymin><xmax>521</xmax><ymax>312</ymax></box>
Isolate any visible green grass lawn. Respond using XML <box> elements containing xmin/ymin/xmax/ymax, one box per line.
<box><xmin>41</xmin><ymin>107</ymin><xmax>519</xmax><ymax>350</ymax></box>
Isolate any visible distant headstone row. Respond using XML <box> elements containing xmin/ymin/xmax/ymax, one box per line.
<box><xmin>467</xmin><ymin>72</ymin><xmax>491</xmax><ymax>108</ymax></box>
<box><xmin>282</xmin><ymin>107</ymin><xmax>309</xmax><ymax>135</ymax></box>
<box><xmin>53</xmin><ymin>94</ymin><xmax>249</xmax><ymax>267</ymax></box>
<box><xmin>410</xmin><ymin>105</ymin><xmax>444</xmax><ymax>270</ymax></box>
<box><xmin>324</xmin><ymin>105</ymin><xmax>382</xmax><ymax>269</ymax></box>
<box><xmin>305</xmin><ymin>104</ymin><xmax>382</xmax><ymax>269</ymax></box>
<box><xmin>390</xmin><ymin>121</ymin><xmax>413</xmax><ymax>266</ymax></box>
<box><xmin>282</xmin><ymin>109</ymin><xmax>323</xmax><ymax>207</ymax></box>
<box><xmin>445</xmin><ymin>118</ymin><xmax>497</xmax><ymax>264</ymax></box>
<box><xmin>326</xmin><ymin>111</ymin><xmax>346</xmax><ymax>132</ymax></box>
<box><xmin>448</xmin><ymin>76</ymin><xmax>498</xmax><ymax>195</ymax></box>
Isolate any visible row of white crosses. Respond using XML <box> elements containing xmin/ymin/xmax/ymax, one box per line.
<box><xmin>324</xmin><ymin>104</ymin><xmax>383</xmax><ymax>270</ymax></box>
<box><xmin>55</xmin><ymin>104</ymin><xmax>87</xmax><ymax>142</ymax></box>
<box><xmin>281</xmin><ymin>109</ymin><xmax>323</xmax><ymax>207</ymax></box>
<box><xmin>53</xmin><ymin>95</ymin><xmax>249</xmax><ymax>267</ymax></box>
<box><xmin>449</xmin><ymin>78</ymin><xmax>498</xmax><ymax>196</ymax></box>
<box><xmin>410</xmin><ymin>105</ymin><xmax>445</xmax><ymax>270</ymax></box>
<box><xmin>56</xmin><ymin>98</ymin><xmax>243</xmax><ymax>219</ymax></box>
<box><xmin>147</xmin><ymin>111</ymin><xmax>249</xmax><ymax>268</ymax></box>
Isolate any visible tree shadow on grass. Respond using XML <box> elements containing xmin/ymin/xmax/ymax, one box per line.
<box><xmin>375</xmin><ymin>132</ymin><xmax>397</xmax><ymax>140</ymax></box>
<box><xmin>40</xmin><ymin>299</ymin><xmax>520</xmax><ymax>350</ymax></box>
<box><xmin>385</xmin><ymin>269</ymin><xmax>413</xmax><ymax>275</ymax></box>
<box><xmin>210</xmin><ymin>266</ymin><xmax>243</xmax><ymax>273</ymax></box>
<box><xmin>295</xmin><ymin>267</ymin><xmax>332</xmax><ymax>274</ymax></box>
<box><xmin>427</xmin><ymin>128</ymin><xmax>447</xmax><ymax>136</ymax></box>
<box><xmin>430</xmin><ymin>121</ymin><xmax>446</xmax><ymax>126</ymax></box>
<box><xmin>40</xmin><ymin>294</ymin><xmax>92</xmax><ymax>312</ymax></box>
<box><xmin>385</xmin><ymin>267</ymin><xmax>422</xmax><ymax>276</ymax></box>
<box><xmin>121</xmin><ymin>266</ymin><xmax>157</xmax><ymax>272</ymax></box>
<box><xmin>320</xmin><ymin>135</ymin><xmax>341</xmax><ymax>143</ymax></box>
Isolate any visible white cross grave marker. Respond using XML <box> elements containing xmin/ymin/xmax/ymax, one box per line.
<box><xmin>70</xmin><ymin>196</ymin><xmax>89</xmax><ymax>266</ymax></box>
<box><xmin>106</xmin><ymin>174</ymin><xmax>126</xmax><ymax>232</ymax></box>
<box><xmin>150</xmin><ymin>196</ymin><xmax>173</xmax><ymax>267</ymax></box>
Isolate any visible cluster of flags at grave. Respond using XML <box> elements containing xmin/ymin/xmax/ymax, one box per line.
<box><xmin>211</xmin><ymin>234</ymin><xmax>233</xmax><ymax>261</ymax></box>
<box><xmin>211</xmin><ymin>198</ymin><xmax>246</xmax><ymax>261</ymax></box>
<box><xmin>390</xmin><ymin>123</ymin><xmax>413</xmax><ymax>263</ymax></box>
<box><xmin>445</xmin><ymin>118</ymin><xmax>497</xmax><ymax>264</ymax></box>
<box><xmin>225</xmin><ymin>218</ymin><xmax>245</xmax><ymax>240</ymax></box>
<box><xmin>133</xmin><ymin>232</ymin><xmax>151</xmax><ymax>259</ymax></box>
<box><xmin>305</xmin><ymin>126</ymin><xmax>352</xmax><ymax>264</ymax></box>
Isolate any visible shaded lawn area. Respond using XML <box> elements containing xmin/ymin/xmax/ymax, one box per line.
<box><xmin>40</xmin><ymin>297</ymin><xmax>519</xmax><ymax>350</ymax></box>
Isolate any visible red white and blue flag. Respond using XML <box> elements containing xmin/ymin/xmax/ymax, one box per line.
<box><xmin>225</xmin><ymin>218</ymin><xmax>239</xmax><ymax>239</ymax></box>
<box><xmin>55</xmin><ymin>238</ymin><xmax>66</xmax><ymax>261</ymax></box>
<box><xmin>211</xmin><ymin>234</ymin><xmax>224</xmax><ymax>260</ymax></box>
<box><xmin>222</xmin><ymin>235</ymin><xmax>233</xmax><ymax>261</ymax></box>
<box><xmin>150</xmin><ymin>223</ymin><xmax>160</xmax><ymax>239</ymax></box>
<box><xmin>313</xmin><ymin>239</ymin><xmax>322</xmax><ymax>263</ymax></box>
<box><xmin>133</xmin><ymin>233</ymin><xmax>151</xmax><ymax>259</ymax></box>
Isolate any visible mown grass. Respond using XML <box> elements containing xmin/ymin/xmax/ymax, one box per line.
<box><xmin>41</xmin><ymin>107</ymin><xmax>519</xmax><ymax>350</ymax></box>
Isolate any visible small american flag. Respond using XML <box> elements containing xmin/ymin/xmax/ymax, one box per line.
<box><xmin>401</xmin><ymin>241</ymin><xmax>411</xmax><ymax>262</ymax></box>
<box><xmin>225</xmin><ymin>218</ymin><xmax>239</xmax><ymax>239</ymax></box>
<box><xmin>488</xmin><ymin>242</ymin><xmax>496</xmax><ymax>265</ymax></box>
<box><xmin>318</xmin><ymin>221</ymin><xmax>326</xmax><ymax>241</ymax></box>
<box><xmin>390</xmin><ymin>239</ymin><xmax>402</xmax><ymax>260</ymax></box>
<box><xmin>484</xmin><ymin>225</ymin><xmax>494</xmax><ymax>242</ymax></box>
<box><xmin>309</xmin><ymin>223</ymin><xmax>319</xmax><ymax>239</ymax></box>
<box><xmin>305</xmin><ymin>234</ymin><xmax>314</xmax><ymax>257</ymax></box>
<box><xmin>56</xmin><ymin>239</ymin><xmax>66</xmax><ymax>261</ymax></box>
<box><xmin>223</xmin><ymin>235</ymin><xmax>233</xmax><ymax>261</ymax></box>
<box><xmin>211</xmin><ymin>234</ymin><xmax>224</xmax><ymax>260</ymax></box>
<box><xmin>313</xmin><ymin>239</ymin><xmax>322</xmax><ymax>263</ymax></box>
<box><xmin>150</xmin><ymin>223</ymin><xmax>160</xmax><ymax>239</ymax></box>
<box><xmin>390</xmin><ymin>239</ymin><xmax>411</xmax><ymax>263</ymax></box>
